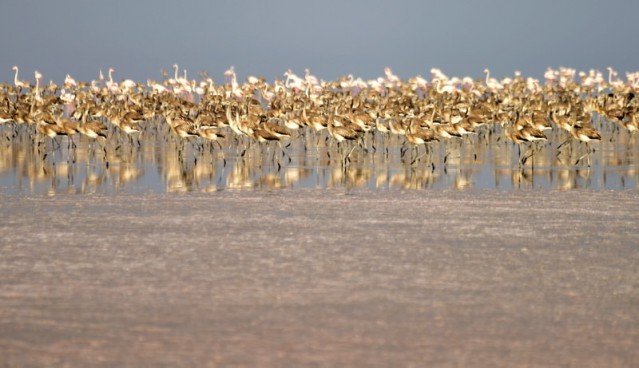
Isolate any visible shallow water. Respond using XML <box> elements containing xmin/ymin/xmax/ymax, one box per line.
<box><xmin>1</xmin><ymin>117</ymin><xmax>638</xmax><ymax>195</ymax></box>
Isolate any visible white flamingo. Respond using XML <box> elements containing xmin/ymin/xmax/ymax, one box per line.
<box><xmin>11</xmin><ymin>66</ymin><xmax>28</xmax><ymax>91</ymax></box>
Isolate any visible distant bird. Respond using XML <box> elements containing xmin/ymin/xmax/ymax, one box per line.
<box><xmin>11</xmin><ymin>66</ymin><xmax>29</xmax><ymax>92</ymax></box>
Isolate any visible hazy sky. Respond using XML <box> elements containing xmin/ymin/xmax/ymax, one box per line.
<box><xmin>1</xmin><ymin>0</ymin><xmax>638</xmax><ymax>85</ymax></box>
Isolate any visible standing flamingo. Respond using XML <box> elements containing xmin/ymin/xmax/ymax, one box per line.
<box><xmin>34</xmin><ymin>71</ymin><xmax>43</xmax><ymax>102</ymax></box>
<box><xmin>606</xmin><ymin>67</ymin><xmax>624</xmax><ymax>90</ymax></box>
<box><xmin>170</xmin><ymin>64</ymin><xmax>179</xmax><ymax>85</ymax></box>
<box><xmin>304</xmin><ymin>69</ymin><xmax>319</xmax><ymax>87</ymax></box>
<box><xmin>224</xmin><ymin>66</ymin><xmax>236</xmax><ymax>85</ymax></box>
<box><xmin>484</xmin><ymin>68</ymin><xmax>503</xmax><ymax>92</ymax></box>
<box><xmin>106</xmin><ymin>68</ymin><xmax>120</xmax><ymax>93</ymax></box>
<box><xmin>284</xmin><ymin>69</ymin><xmax>305</xmax><ymax>92</ymax></box>
<box><xmin>11</xmin><ymin>66</ymin><xmax>29</xmax><ymax>93</ymax></box>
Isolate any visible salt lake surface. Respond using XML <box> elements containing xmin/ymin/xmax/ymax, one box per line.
<box><xmin>1</xmin><ymin>190</ymin><xmax>638</xmax><ymax>366</ymax></box>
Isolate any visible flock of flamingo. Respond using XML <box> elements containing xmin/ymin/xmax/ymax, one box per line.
<box><xmin>1</xmin><ymin>65</ymin><xmax>638</xmax><ymax>171</ymax></box>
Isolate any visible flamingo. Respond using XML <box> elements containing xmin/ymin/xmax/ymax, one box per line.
<box><xmin>121</xmin><ymin>78</ymin><xmax>136</xmax><ymax>91</ymax></box>
<box><xmin>224</xmin><ymin>66</ymin><xmax>236</xmax><ymax>85</ymax></box>
<box><xmin>430</xmin><ymin>68</ymin><xmax>448</xmax><ymax>82</ymax></box>
<box><xmin>34</xmin><ymin>71</ymin><xmax>43</xmax><ymax>102</ymax></box>
<box><xmin>367</xmin><ymin>78</ymin><xmax>384</xmax><ymax>94</ymax></box>
<box><xmin>384</xmin><ymin>67</ymin><xmax>401</xmax><ymax>88</ymax></box>
<box><xmin>461</xmin><ymin>76</ymin><xmax>474</xmax><ymax>90</ymax></box>
<box><xmin>194</xmin><ymin>81</ymin><xmax>206</xmax><ymax>96</ymax></box>
<box><xmin>558</xmin><ymin>67</ymin><xmax>576</xmax><ymax>89</ymax></box>
<box><xmin>304</xmin><ymin>68</ymin><xmax>319</xmax><ymax>87</ymax></box>
<box><xmin>177</xmin><ymin>69</ymin><xmax>189</xmax><ymax>86</ymax></box>
<box><xmin>526</xmin><ymin>78</ymin><xmax>541</xmax><ymax>93</ymax></box>
<box><xmin>626</xmin><ymin>71</ymin><xmax>639</xmax><ymax>89</ymax></box>
<box><xmin>352</xmin><ymin>77</ymin><xmax>367</xmax><ymax>95</ymax></box>
<box><xmin>106</xmin><ymin>68</ymin><xmax>120</xmax><ymax>93</ymax></box>
<box><xmin>149</xmin><ymin>79</ymin><xmax>168</xmax><ymax>94</ymax></box>
<box><xmin>606</xmin><ymin>67</ymin><xmax>624</xmax><ymax>90</ymax></box>
<box><xmin>11</xmin><ymin>66</ymin><xmax>28</xmax><ymax>92</ymax></box>
<box><xmin>284</xmin><ymin>69</ymin><xmax>305</xmax><ymax>92</ymax></box>
<box><xmin>339</xmin><ymin>74</ymin><xmax>354</xmax><ymax>90</ymax></box>
<box><xmin>60</xmin><ymin>88</ymin><xmax>76</xmax><ymax>115</ymax></box>
<box><xmin>433</xmin><ymin>79</ymin><xmax>456</xmax><ymax>94</ymax></box>
<box><xmin>167</xmin><ymin>64</ymin><xmax>179</xmax><ymax>85</ymax></box>
<box><xmin>64</xmin><ymin>74</ymin><xmax>77</xmax><ymax>89</ymax></box>
<box><xmin>411</xmin><ymin>75</ymin><xmax>428</xmax><ymax>91</ymax></box>
<box><xmin>544</xmin><ymin>67</ymin><xmax>557</xmax><ymax>87</ymax></box>
<box><xmin>484</xmin><ymin>68</ymin><xmax>503</xmax><ymax>92</ymax></box>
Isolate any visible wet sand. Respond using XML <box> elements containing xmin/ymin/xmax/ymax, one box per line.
<box><xmin>1</xmin><ymin>189</ymin><xmax>639</xmax><ymax>367</ymax></box>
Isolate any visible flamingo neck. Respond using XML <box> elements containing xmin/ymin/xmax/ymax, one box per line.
<box><xmin>608</xmin><ymin>68</ymin><xmax>613</xmax><ymax>85</ymax></box>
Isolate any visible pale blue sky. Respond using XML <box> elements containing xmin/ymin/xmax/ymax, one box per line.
<box><xmin>1</xmin><ymin>0</ymin><xmax>637</xmax><ymax>85</ymax></box>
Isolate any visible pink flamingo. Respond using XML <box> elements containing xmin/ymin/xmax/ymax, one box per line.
<box><xmin>284</xmin><ymin>69</ymin><xmax>305</xmax><ymax>92</ymax></box>
<box><xmin>60</xmin><ymin>88</ymin><xmax>76</xmax><ymax>115</ymax></box>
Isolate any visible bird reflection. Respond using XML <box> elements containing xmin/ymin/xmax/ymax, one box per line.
<box><xmin>1</xmin><ymin>125</ymin><xmax>639</xmax><ymax>193</ymax></box>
